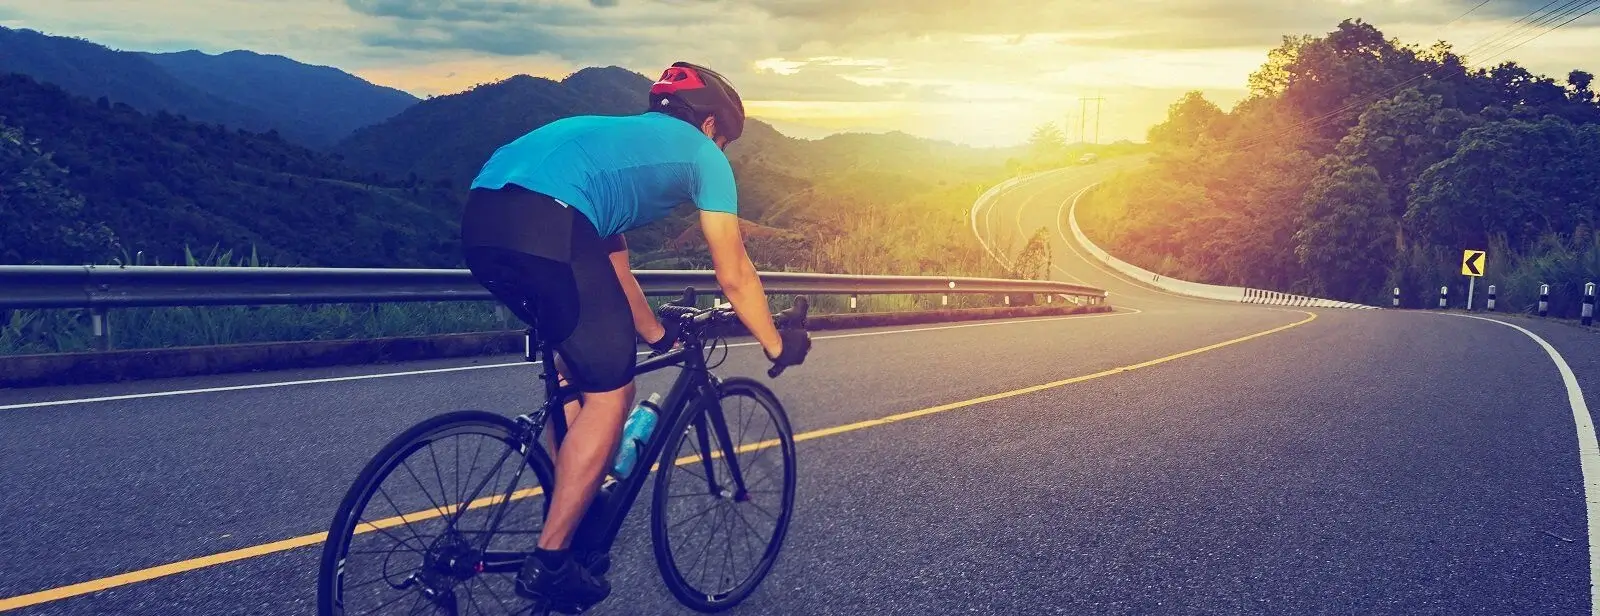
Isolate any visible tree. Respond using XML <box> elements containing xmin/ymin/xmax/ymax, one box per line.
<box><xmin>1147</xmin><ymin>91</ymin><xmax>1225</xmax><ymax>147</ymax></box>
<box><xmin>1294</xmin><ymin>164</ymin><xmax>1397</xmax><ymax>300</ymax></box>
<box><xmin>1010</xmin><ymin>227</ymin><xmax>1053</xmax><ymax>281</ymax></box>
<box><xmin>1248</xmin><ymin>35</ymin><xmax>1315</xmax><ymax>100</ymax></box>
<box><xmin>0</xmin><ymin>121</ymin><xmax>117</xmax><ymax>264</ymax></box>
<box><xmin>1568</xmin><ymin>70</ymin><xmax>1594</xmax><ymax>104</ymax></box>
<box><xmin>1406</xmin><ymin>117</ymin><xmax>1600</xmax><ymax>251</ymax></box>
<box><xmin>1026</xmin><ymin>123</ymin><xmax>1066</xmax><ymax>161</ymax></box>
<box><xmin>1331</xmin><ymin>88</ymin><xmax>1481</xmax><ymax>250</ymax></box>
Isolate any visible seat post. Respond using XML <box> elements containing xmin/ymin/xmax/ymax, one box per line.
<box><xmin>527</xmin><ymin>326</ymin><xmax>572</xmax><ymax>447</ymax></box>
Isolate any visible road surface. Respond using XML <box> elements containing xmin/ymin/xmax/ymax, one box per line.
<box><xmin>3</xmin><ymin>164</ymin><xmax>1599</xmax><ymax>615</ymax></box>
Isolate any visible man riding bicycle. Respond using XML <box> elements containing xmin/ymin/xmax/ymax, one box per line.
<box><xmin>459</xmin><ymin>61</ymin><xmax>811</xmax><ymax>610</ymax></box>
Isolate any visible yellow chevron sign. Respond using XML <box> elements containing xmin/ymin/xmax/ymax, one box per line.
<box><xmin>1461</xmin><ymin>249</ymin><xmax>1486</xmax><ymax>277</ymax></box>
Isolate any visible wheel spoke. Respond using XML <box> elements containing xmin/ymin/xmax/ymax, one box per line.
<box><xmin>326</xmin><ymin>416</ymin><xmax>551</xmax><ymax>616</ymax></box>
<box><xmin>651</xmin><ymin>383</ymin><xmax>795</xmax><ymax>611</ymax></box>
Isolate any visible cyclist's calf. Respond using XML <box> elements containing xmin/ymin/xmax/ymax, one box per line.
<box><xmin>536</xmin><ymin>379</ymin><xmax>634</xmax><ymax>552</ymax></box>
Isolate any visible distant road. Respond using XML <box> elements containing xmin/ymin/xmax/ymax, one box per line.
<box><xmin>4</xmin><ymin>163</ymin><xmax>1600</xmax><ymax>615</ymax></box>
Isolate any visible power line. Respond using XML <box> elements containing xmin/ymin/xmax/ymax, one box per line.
<box><xmin>1460</xmin><ymin>0</ymin><xmax>1586</xmax><ymax>62</ymax></box>
<box><xmin>1229</xmin><ymin>0</ymin><xmax>1590</xmax><ymax>149</ymax></box>
<box><xmin>1221</xmin><ymin>0</ymin><xmax>1599</xmax><ymax>151</ymax></box>
<box><xmin>1469</xmin><ymin>0</ymin><xmax>1600</xmax><ymax>66</ymax></box>
<box><xmin>1443</xmin><ymin>0</ymin><xmax>1497</xmax><ymax>28</ymax></box>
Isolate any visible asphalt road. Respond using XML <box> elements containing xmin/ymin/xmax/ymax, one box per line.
<box><xmin>4</xmin><ymin>164</ymin><xmax>1599</xmax><ymax>615</ymax></box>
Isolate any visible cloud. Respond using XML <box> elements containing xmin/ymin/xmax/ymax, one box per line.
<box><xmin>745</xmin><ymin>0</ymin><xmax>1495</xmax><ymax>50</ymax></box>
<box><xmin>346</xmin><ymin>0</ymin><xmax>770</xmax><ymax>69</ymax></box>
<box><xmin>6</xmin><ymin>0</ymin><xmax>1599</xmax><ymax>146</ymax></box>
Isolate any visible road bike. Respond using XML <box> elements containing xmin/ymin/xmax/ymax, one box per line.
<box><xmin>316</xmin><ymin>288</ymin><xmax>807</xmax><ymax>615</ymax></box>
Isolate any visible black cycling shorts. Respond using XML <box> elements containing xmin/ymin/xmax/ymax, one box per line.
<box><xmin>461</xmin><ymin>185</ymin><xmax>636</xmax><ymax>393</ymax></box>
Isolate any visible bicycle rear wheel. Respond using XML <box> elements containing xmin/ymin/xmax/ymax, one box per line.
<box><xmin>649</xmin><ymin>377</ymin><xmax>798</xmax><ymax>612</ymax></box>
<box><xmin>318</xmin><ymin>410</ymin><xmax>555</xmax><ymax>616</ymax></box>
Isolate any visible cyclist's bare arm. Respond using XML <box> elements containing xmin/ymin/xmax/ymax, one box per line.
<box><xmin>699</xmin><ymin>210</ymin><xmax>782</xmax><ymax>357</ymax></box>
<box><xmin>605</xmin><ymin>234</ymin><xmax>668</xmax><ymax>344</ymax></box>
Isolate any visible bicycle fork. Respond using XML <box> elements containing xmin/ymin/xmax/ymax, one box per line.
<box><xmin>691</xmin><ymin>399</ymin><xmax>754</xmax><ymax>502</ymax></box>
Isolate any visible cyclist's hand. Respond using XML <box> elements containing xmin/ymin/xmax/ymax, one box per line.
<box><xmin>646</xmin><ymin>317</ymin><xmax>680</xmax><ymax>354</ymax></box>
<box><xmin>764</xmin><ymin>328</ymin><xmax>810</xmax><ymax>369</ymax></box>
<box><xmin>764</xmin><ymin>296</ymin><xmax>810</xmax><ymax>377</ymax></box>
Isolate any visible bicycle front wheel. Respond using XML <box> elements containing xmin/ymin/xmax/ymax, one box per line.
<box><xmin>649</xmin><ymin>377</ymin><xmax>798</xmax><ymax>612</ymax></box>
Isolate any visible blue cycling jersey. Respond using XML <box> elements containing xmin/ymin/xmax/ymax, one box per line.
<box><xmin>470</xmin><ymin>112</ymin><xmax>738</xmax><ymax>238</ymax></box>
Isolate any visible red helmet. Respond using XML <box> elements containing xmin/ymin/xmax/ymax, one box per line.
<box><xmin>650</xmin><ymin>62</ymin><xmax>745</xmax><ymax>143</ymax></box>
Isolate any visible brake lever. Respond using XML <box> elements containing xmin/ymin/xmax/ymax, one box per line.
<box><xmin>766</xmin><ymin>296</ymin><xmax>810</xmax><ymax>378</ymax></box>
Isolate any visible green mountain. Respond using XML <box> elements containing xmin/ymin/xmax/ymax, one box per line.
<box><xmin>0</xmin><ymin>27</ymin><xmax>278</xmax><ymax>137</ymax></box>
<box><xmin>140</xmin><ymin>49</ymin><xmax>419</xmax><ymax>147</ymax></box>
<box><xmin>0</xmin><ymin>26</ymin><xmax>417</xmax><ymax>147</ymax></box>
<box><xmin>0</xmin><ymin>72</ymin><xmax>461</xmax><ymax>268</ymax></box>
<box><xmin>330</xmin><ymin>66</ymin><xmax>1023</xmax><ymax>267</ymax></box>
<box><xmin>332</xmin><ymin>67</ymin><xmax>650</xmax><ymax>188</ymax></box>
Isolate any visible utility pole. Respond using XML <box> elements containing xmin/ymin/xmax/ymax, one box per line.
<box><xmin>1079</xmin><ymin>96</ymin><xmax>1105</xmax><ymax>144</ymax></box>
<box><xmin>1077</xmin><ymin>99</ymin><xmax>1087</xmax><ymax>144</ymax></box>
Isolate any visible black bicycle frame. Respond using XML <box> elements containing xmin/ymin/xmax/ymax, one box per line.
<box><xmin>514</xmin><ymin>323</ymin><xmax>734</xmax><ymax>557</ymax></box>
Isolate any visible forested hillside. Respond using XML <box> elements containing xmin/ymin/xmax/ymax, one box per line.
<box><xmin>1079</xmin><ymin>19</ymin><xmax>1600</xmax><ymax>312</ymax></box>
<box><xmin>0</xmin><ymin>73</ymin><xmax>461</xmax><ymax>267</ymax></box>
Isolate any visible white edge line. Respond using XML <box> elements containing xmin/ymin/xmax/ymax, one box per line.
<box><xmin>0</xmin><ymin>308</ymin><xmax>1144</xmax><ymax>411</ymax></box>
<box><xmin>1010</xmin><ymin>175</ymin><xmax>1091</xmax><ymax>286</ymax></box>
<box><xmin>1053</xmin><ymin>184</ymin><xmax>1201</xmax><ymax>304</ymax></box>
<box><xmin>1444</xmin><ymin>313</ymin><xmax>1600</xmax><ymax>616</ymax></box>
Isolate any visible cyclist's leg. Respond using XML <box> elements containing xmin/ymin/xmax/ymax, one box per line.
<box><xmin>462</xmin><ymin>185</ymin><xmax>635</xmax><ymax>606</ymax></box>
<box><xmin>462</xmin><ymin>184</ymin><xmax>589</xmax><ymax>455</ymax></box>
<box><xmin>535</xmin><ymin>207</ymin><xmax>638</xmax><ymax>554</ymax></box>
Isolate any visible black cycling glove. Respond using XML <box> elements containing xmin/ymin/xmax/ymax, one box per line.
<box><xmin>646</xmin><ymin>318</ymin><xmax>680</xmax><ymax>354</ymax></box>
<box><xmin>764</xmin><ymin>328</ymin><xmax>811</xmax><ymax>368</ymax></box>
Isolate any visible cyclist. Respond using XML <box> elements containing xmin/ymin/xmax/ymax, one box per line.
<box><xmin>459</xmin><ymin>61</ymin><xmax>811</xmax><ymax>610</ymax></box>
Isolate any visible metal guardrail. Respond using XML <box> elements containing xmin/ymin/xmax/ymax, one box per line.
<box><xmin>0</xmin><ymin>265</ymin><xmax>1107</xmax><ymax>310</ymax></box>
<box><xmin>0</xmin><ymin>265</ymin><xmax>1109</xmax><ymax>350</ymax></box>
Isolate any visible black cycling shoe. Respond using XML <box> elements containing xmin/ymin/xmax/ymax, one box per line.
<box><xmin>515</xmin><ymin>552</ymin><xmax>611</xmax><ymax>612</ymax></box>
<box><xmin>575</xmin><ymin>549</ymin><xmax>610</xmax><ymax>577</ymax></box>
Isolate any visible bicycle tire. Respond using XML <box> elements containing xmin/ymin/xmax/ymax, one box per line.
<box><xmin>317</xmin><ymin>410</ymin><xmax>556</xmax><ymax>616</ymax></box>
<box><xmin>649</xmin><ymin>377</ymin><xmax>798</xmax><ymax>612</ymax></box>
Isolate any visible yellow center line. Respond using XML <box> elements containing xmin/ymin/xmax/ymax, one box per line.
<box><xmin>0</xmin><ymin>310</ymin><xmax>1317</xmax><ymax>612</ymax></box>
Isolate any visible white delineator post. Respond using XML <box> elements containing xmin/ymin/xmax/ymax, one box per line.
<box><xmin>1584</xmin><ymin>283</ymin><xmax>1596</xmax><ymax>327</ymax></box>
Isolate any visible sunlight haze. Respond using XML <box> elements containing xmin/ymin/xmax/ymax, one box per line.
<box><xmin>3</xmin><ymin>0</ymin><xmax>1598</xmax><ymax>146</ymax></box>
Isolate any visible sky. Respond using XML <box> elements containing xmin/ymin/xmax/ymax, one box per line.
<box><xmin>3</xmin><ymin>0</ymin><xmax>1599</xmax><ymax>147</ymax></box>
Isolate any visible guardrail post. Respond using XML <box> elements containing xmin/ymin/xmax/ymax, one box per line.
<box><xmin>944</xmin><ymin>280</ymin><xmax>953</xmax><ymax>307</ymax></box>
<box><xmin>1046</xmin><ymin>294</ymin><xmax>1053</xmax><ymax>304</ymax></box>
<box><xmin>1392</xmin><ymin>287</ymin><xmax>1400</xmax><ymax>308</ymax></box>
<box><xmin>1584</xmin><ymin>283</ymin><xmax>1595</xmax><ymax>326</ymax></box>
<box><xmin>91</xmin><ymin>307</ymin><xmax>111</xmax><ymax>350</ymax></box>
<box><xmin>1438</xmin><ymin>286</ymin><xmax>1448</xmax><ymax>309</ymax></box>
<box><xmin>850</xmin><ymin>294</ymin><xmax>858</xmax><ymax>311</ymax></box>
<box><xmin>1539</xmin><ymin>284</ymin><xmax>1550</xmax><ymax>317</ymax></box>
<box><xmin>494</xmin><ymin>304</ymin><xmax>509</xmax><ymax>328</ymax></box>
<box><xmin>1004</xmin><ymin>295</ymin><xmax>1011</xmax><ymax>307</ymax></box>
<box><xmin>1486</xmin><ymin>285</ymin><xmax>1496</xmax><ymax>311</ymax></box>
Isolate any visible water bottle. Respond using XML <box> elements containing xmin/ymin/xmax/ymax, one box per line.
<box><xmin>612</xmin><ymin>393</ymin><xmax>662</xmax><ymax>478</ymax></box>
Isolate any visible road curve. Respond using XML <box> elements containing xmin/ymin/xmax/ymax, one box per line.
<box><xmin>2</xmin><ymin>167</ymin><xmax>1600</xmax><ymax>615</ymax></box>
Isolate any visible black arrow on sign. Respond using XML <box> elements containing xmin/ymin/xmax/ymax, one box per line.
<box><xmin>1465</xmin><ymin>252</ymin><xmax>1483</xmax><ymax>276</ymax></box>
